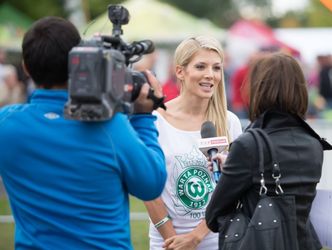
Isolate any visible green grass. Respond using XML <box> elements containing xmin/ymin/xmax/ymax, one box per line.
<box><xmin>2</xmin><ymin>196</ymin><xmax>331</xmax><ymax>250</ymax></box>
<box><xmin>0</xmin><ymin>196</ymin><xmax>150</xmax><ymax>250</ymax></box>
<box><xmin>0</xmin><ymin>195</ymin><xmax>14</xmax><ymax>250</ymax></box>
<box><xmin>0</xmin><ymin>223</ymin><xmax>15</xmax><ymax>250</ymax></box>
<box><xmin>0</xmin><ymin>197</ymin><xmax>11</xmax><ymax>215</ymax></box>
<box><xmin>130</xmin><ymin>196</ymin><xmax>150</xmax><ymax>250</ymax></box>
<box><xmin>130</xmin><ymin>220</ymin><xmax>149</xmax><ymax>250</ymax></box>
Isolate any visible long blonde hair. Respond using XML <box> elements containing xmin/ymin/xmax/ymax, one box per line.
<box><xmin>174</xmin><ymin>36</ymin><xmax>230</xmax><ymax>141</ymax></box>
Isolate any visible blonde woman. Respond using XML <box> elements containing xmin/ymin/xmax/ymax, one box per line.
<box><xmin>145</xmin><ymin>36</ymin><xmax>242</xmax><ymax>250</ymax></box>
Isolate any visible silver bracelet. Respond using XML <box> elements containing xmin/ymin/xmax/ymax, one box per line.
<box><xmin>154</xmin><ymin>215</ymin><xmax>171</xmax><ymax>229</ymax></box>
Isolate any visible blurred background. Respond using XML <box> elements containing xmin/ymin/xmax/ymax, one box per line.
<box><xmin>0</xmin><ymin>0</ymin><xmax>332</xmax><ymax>249</ymax></box>
<box><xmin>1</xmin><ymin>0</ymin><xmax>332</xmax><ymax>118</ymax></box>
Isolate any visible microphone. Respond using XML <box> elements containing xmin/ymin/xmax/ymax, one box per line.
<box><xmin>130</xmin><ymin>40</ymin><xmax>155</xmax><ymax>55</ymax></box>
<box><xmin>198</xmin><ymin>121</ymin><xmax>228</xmax><ymax>183</ymax></box>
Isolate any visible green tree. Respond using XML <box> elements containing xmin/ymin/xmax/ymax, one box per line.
<box><xmin>306</xmin><ymin>0</ymin><xmax>332</xmax><ymax>27</ymax></box>
<box><xmin>266</xmin><ymin>0</ymin><xmax>332</xmax><ymax>28</ymax></box>
<box><xmin>266</xmin><ymin>10</ymin><xmax>309</xmax><ymax>28</ymax></box>
<box><xmin>159</xmin><ymin>0</ymin><xmax>272</xmax><ymax>28</ymax></box>
<box><xmin>86</xmin><ymin>0</ymin><xmax>125</xmax><ymax>20</ymax></box>
<box><xmin>0</xmin><ymin>0</ymin><xmax>67</xmax><ymax>20</ymax></box>
<box><xmin>0</xmin><ymin>0</ymin><xmax>125</xmax><ymax>21</ymax></box>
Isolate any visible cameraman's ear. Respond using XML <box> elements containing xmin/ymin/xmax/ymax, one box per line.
<box><xmin>22</xmin><ymin>61</ymin><xmax>30</xmax><ymax>77</ymax></box>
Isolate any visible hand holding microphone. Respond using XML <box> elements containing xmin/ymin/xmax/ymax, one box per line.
<box><xmin>198</xmin><ymin>121</ymin><xmax>229</xmax><ymax>183</ymax></box>
<box><xmin>207</xmin><ymin>153</ymin><xmax>228</xmax><ymax>172</ymax></box>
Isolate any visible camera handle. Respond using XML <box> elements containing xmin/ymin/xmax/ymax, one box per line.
<box><xmin>147</xmin><ymin>88</ymin><xmax>166</xmax><ymax>110</ymax></box>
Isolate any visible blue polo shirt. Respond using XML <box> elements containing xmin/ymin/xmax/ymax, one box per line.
<box><xmin>0</xmin><ymin>89</ymin><xmax>166</xmax><ymax>249</ymax></box>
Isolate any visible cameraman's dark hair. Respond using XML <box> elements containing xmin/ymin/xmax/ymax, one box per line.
<box><xmin>22</xmin><ymin>16</ymin><xmax>81</xmax><ymax>88</ymax></box>
<box><xmin>248</xmin><ymin>52</ymin><xmax>308</xmax><ymax>121</ymax></box>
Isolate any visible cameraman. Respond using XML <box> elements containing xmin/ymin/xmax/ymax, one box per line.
<box><xmin>0</xmin><ymin>16</ymin><xmax>166</xmax><ymax>250</ymax></box>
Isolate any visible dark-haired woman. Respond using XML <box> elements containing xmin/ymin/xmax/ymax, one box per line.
<box><xmin>206</xmin><ymin>52</ymin><xmax>332</xmax><ymax>250</ymax></box>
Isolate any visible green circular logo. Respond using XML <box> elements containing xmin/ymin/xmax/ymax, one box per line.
<box><xmin>176</xmin><ymin>167</ymin><xmax>213</xmax><ymax>210</ymax></box>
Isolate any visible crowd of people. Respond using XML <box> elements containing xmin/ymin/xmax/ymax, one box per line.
<box><xmin>0</xmin><ymin>15</ymin><xmax>332</xmax><ymax>250</ymax></box>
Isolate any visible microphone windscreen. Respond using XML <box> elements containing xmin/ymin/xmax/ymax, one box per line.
<box><xmin>201</xmin><ymin>121</ymin><xmax>217</xmax><ymax>138</ymax></box>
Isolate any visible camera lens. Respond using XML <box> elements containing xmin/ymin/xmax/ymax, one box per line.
<box><xmin>131</xmin><ymin>71</ymin><xmax>147</xmax><ymax>101</ymax></box>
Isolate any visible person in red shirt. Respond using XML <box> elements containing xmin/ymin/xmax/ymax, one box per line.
<box><xmin>230</xmin><ymin>64</ymin><xmax>249</xmax><ymax>118</ymax></box>
<box><xmin>162</xmin><ymin>75</ymin><xmax>179</xmax><ymax>102</ymax></box>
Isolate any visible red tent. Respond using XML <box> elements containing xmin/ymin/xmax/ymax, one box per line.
<box><xmin>228</xmin><ymin>19</ymin><xmax>300</xmax><ymax>58</ymax></box>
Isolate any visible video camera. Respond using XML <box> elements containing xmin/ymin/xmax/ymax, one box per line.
<box><xmin>64</xmin><ymin>5</ymin><xmax>165</xmax><ymax>121</ymax></box>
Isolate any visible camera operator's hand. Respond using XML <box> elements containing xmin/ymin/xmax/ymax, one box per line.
<box><xmin>133</xmin><ymin>70</ymin><xmax>164</xmax><ymax>114</ymax></box>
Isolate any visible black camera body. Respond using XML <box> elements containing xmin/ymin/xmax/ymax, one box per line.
<box><xmin>64</xmin><ymin>5</ymin><xmax>158</xmax><ymax>121</ymax></box>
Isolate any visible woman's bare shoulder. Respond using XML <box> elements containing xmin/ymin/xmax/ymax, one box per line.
<box><xmin>157</xmin><ymin>99</ymin><xmax>178</xmax><ymax>118</ymax></box>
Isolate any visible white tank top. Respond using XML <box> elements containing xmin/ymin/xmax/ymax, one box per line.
<box><xmin>149</xmin><ymin>111</ymin><xmax>242</xmax><ymax>250</ymax></box>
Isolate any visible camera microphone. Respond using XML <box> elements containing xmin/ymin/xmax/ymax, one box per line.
<box><xmin>130</xmin><ymin>40</ymin><xmax>155</xmax><ymax>55</ymax></box>
<box><xmin>198</xmin><ymin>121</ymin><xmax>228</xmax><ymax>183</ymax></box>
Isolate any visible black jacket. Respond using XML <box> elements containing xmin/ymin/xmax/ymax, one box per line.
<box><xmin>206</xmin><ymin>110</ymin><xmax>332</xmax><ymax>250</ymax></box>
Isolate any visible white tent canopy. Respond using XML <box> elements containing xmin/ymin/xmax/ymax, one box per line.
<box><xmin>83</xmin><ymin>0</ymin><xmax>225</xmax><ymax>45</ymax></box>
<box><xmin>275</xmin><ymin>28</ymin><xmax>332</xmax><ymax>66</ymax></box>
